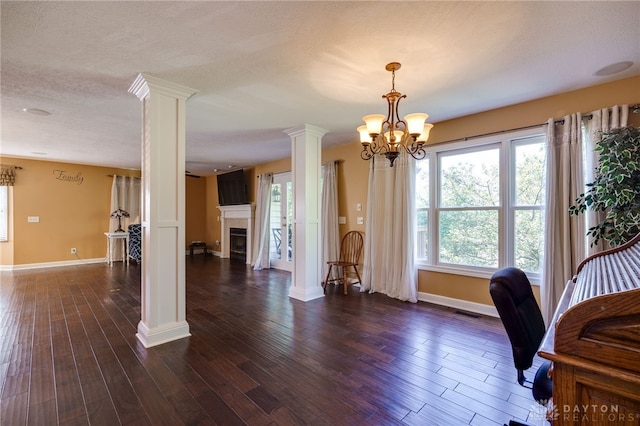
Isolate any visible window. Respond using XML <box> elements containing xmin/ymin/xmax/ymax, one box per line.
<box><xmin>439</xmin><ymin>145</ymin><xmax>500</xmax><ymax>268</ymax></box>
<box><xmin>416</xmin><ymin>161</ymin><xmax>429</xmax><ymax>260</ymax></box>
<box><xmin>0</xmin><ymin>186</ymin><xmax>7</xmax><ymax>242</ymax></box>
<box><xmin>415</xmin><ymin>129</ymin><xmax>546</xmax><ymax>279</ymax></box>
<box><xmin>512</xmin><ymin>139</ymin><xmax>546</xmax><ymax>273</ymax></box>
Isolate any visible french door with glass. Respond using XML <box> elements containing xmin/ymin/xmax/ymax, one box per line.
<box><xmin>269</xmin><ymin>172</ymin><xmax>293</xmax><ymax>271</ymax></box>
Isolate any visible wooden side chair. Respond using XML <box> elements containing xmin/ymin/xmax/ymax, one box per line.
<box><xmin>323</xmin><ymin>231</ymin><xmax>364</xmax><ymax>295</ymax></box>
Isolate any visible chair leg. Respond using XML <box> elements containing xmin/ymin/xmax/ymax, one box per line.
<box><xmin>324</xmin><ymin>265</ymin><xmax>332</xmax><ymax>293</ymax></box>
<box><xmin>353</xmin><ymin>265</ymin><xmax>362</xmax><ymax>286</ymax></box>
<box><xmin>343</xmin><ymin>266</ymin><xmax>348</xmax><ymax>295</ymax></box>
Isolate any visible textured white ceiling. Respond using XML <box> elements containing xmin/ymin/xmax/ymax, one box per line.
<box><xmin>1</xmin><ymin>1</ymin><xmax>639</xmax><ymax>175</ymax></box>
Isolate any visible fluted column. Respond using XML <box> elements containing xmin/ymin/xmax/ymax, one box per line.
<box><xmin>285</xmin><ymin>124</ymin><xmax>329</xmax><ymax>301</ymax></box>
<box><xmin>129</xmin><ymin>74</ymin><xmax>197</xmax><ymax>347</ymax></box>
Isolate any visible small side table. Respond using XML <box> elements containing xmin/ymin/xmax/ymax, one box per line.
<box><xmin>105</xmin><ymin>232</ymin><xmax>130</xmax><ymax>266</ymax></box>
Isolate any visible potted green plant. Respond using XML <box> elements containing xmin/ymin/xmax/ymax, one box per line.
<box><xmin>569</xmin><ymin>125</ymin><xmax>640</xmax><ymax>247</ymax></box>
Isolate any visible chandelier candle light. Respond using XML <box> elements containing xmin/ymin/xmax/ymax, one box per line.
<box><xmin>358</xmin><ymin>62</ymin><xmax>433</xmax><ymax>166</ymax></box>
<box><xmin>110</xmin><ymin>207</ymin><xmax>130</xmax><ymax>232</ymax></box>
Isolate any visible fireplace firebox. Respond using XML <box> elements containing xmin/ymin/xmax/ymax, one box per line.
<box><xmin>229</xmin><ymin>228</ymin><xmax>247</xmax><ymax>263</ymax></box>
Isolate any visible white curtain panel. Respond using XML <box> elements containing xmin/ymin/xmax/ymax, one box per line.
<box><xmin>584</xmin><ymin>105</ymin><xmax>629</xmax><ymax>255</ymax></box>
<box><xmin>321</xmin><ymin>161</ymin><xmax>340</xmax><ymax>281</ymax></box>
<box><xmin>252</xmin><ymin>172</ymin><xmax>273</xmax><ymax>270</ymax></box>
<box><xmin>108</xmin><ymin>175</ymin><xmax>141</xmax><ymax>260</ymax></box>
<box><xmin>361</xmin><ymin>152</ymin><xmax>417</xmax><ymax>302</ymax></box>
<box><xmin>541</xmin><ymin>114</ymin><xmax>585</xmax><ymax>325</ymax></box>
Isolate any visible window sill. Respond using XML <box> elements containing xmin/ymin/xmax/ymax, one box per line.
<box><xmin>416</xmin><ymin>262</ymin><xmax>541</xmax><ymax>286</ymax></box>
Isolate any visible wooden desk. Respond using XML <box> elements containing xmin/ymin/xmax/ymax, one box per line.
<box><xmin>538</xmin><ymin>234</ymin><xmax>640</xmax><ymax>424</ymax></box>
<box><xmin>105</xmin><ymin>232</ymin><xmax>129</xmax><ymax>266</ymax></box>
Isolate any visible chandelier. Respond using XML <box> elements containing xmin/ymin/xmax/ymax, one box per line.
<box><xmin>357</xmin><ymin>62</ymin><xmax>433</xmax><ymax>166</ymax></box>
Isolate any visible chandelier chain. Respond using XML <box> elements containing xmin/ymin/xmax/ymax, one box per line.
<box><xmin>391</xmin><ymin>69</ymin><xmax>396</xmax><ymax>92</ymax></box>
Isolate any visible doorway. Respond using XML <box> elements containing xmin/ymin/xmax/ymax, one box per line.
<box><xmin>269</xmin><ymin>172</ymin><xmax>293</xmax><ymax>271</ymax></box>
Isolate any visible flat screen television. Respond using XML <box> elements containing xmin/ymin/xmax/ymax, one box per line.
<box><xmin>217</xmin><ymin>169</ymin><xmax>249</xmax><ymax>206</ymax></box>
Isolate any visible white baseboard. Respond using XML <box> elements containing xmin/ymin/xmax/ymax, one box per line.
<box><xmin>184</xmin><ymin>249</ymin><xmax>221</xmax><ymax>256</ymax></box>
<box><xmin>185</xmin><ymin>249</ymin><xmax>208</xmax><ymax>255</ymax></box>
<box><xmin>136</xmin><ymin>320</ymin><xmax>191</xmax><ymax>348</ymax></box>
<box><xmin>2</xmin><ymin>257</ymin><xmax>106</xmax><ymax>271</ymax></box>
<box><xmin>418</xmin><ymin>291</ymin><xmax>498</xmax><ymax>318</ymax></box>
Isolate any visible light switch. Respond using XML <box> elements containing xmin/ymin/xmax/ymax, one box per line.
<box><xmin>27</xmin><ymin>216</ymin><xmax>40</xmax><ymax>223</ymax></box>
<box><xmin>356</xmin><ymin>203</ymin><xmax>362</xmax><ymax>211</ymax></box>
<box><xmin>338</xmin><ymin>216</ymin><xmax>347</xmax><ymax>225</ymax></box>
<box><xmin>356</xmin><ymin>216</ymin><xmax>364</xmax><ymax>225</ymax></box>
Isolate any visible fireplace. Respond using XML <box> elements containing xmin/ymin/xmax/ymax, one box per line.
<box><xmin>229</xmin><ymin>228</ymin><xmax>247</xmax><ymax>263</ymax></box>
<box><xmin>217</xmin><ymin>204</ymin><xmax>255</xmax><ymax>264</ymax></box>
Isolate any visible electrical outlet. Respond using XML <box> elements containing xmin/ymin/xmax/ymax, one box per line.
<box><xmin>71</xmin><ymin>248</ymin><xmax>77</xmax><ymax>254</ymax></box>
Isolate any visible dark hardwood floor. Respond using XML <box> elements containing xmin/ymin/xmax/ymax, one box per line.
<box><xmin>1</xmin><ymin>256</ymin><xmax>546</xmax><ymax>425</ymax></box>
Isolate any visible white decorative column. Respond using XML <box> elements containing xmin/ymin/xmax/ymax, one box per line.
<box><xmin>285</xmin><ymin>124</ymin><xmax>329</xmax><ymax>301</ymax></box>
<box><xmin>129</xmin><ymin>74</ymin><xmax>197</xmax><ymax>348</ymax></box>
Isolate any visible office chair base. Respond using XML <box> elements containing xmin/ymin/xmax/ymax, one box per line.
<box><xmin>532</xmin><ymin>361</ymin><xmax>553</xmax><ymax>403</ymax></box>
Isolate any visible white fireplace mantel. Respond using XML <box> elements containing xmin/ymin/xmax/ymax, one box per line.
<box><xmin>217</xmin><ymin>204</ymin><xmax>255</xmax><ymax>264</ymax></box>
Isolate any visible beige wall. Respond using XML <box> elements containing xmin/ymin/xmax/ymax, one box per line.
<box><xmin>185</xmin><ymin>176</ymin><xmax>207</xmax><ymax>245</ymax></box>
<box><xmin>428</xmin><ymin>75</ymin><xmax>640</xmax><ymax>145</ymax></box>
<box><xmin>321</xmin><ymin>142</ymin><xmax>369</xmax><ymax>238</ymax></box>
<box><xmin>204</xmin><ymin>174</ymin><xmax>220</xmax><ymax>252</ymax></box>
<box><xmin>0</xmin><ymin>157</ymin><xmax>211</xmax><ymax>266</ymax></box>
<box><xmin>0</xmin><ymin>157</ymin><xmax>140</xmax><ymax>265</ymax></box>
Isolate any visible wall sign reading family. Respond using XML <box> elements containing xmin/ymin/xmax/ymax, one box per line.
<box><xmin>53</xmin><ymin>169</ymin><xmax>84</xmax><ymax>185</ymax></box>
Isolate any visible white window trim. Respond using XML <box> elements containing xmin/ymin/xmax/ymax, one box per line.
<box><xmin>0</xmin><ymin>186</ymin><xmax>8</xmax><ymax>242</ymax></box>
<box><xmin>416</xmin><ymin>127</ymin><xmax>545</xmax><ymax>283</ymax></box>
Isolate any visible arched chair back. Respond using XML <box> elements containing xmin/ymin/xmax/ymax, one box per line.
<box><xmin>339</xmin><ymin>231</ymin><xmax>363</xmax><ymax>265</ymax></box>
<box><xmin>323</xmin><ymin>231</ymin><xmax>364</xmax><ymax>295</ymax></box>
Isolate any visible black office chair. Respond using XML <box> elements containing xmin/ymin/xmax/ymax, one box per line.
<box><xmin>489</xmin><ymin>267</ymin><xmax>552</xmax><ymax>424</ymax></box>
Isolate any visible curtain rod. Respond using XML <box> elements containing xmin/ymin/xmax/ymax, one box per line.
<box><xmin>435</xmin><ymin>104</ymin><xmax>640</xmax><ymax>146</ymax></box>
<box><xmin>436</xmin><ymin>117</ymin><xmax>589</xmax><ymax>145</ymax></box>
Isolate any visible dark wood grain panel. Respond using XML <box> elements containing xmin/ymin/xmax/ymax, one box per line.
<box><xmin>85</xmin><ymin>398</ymin><xmax>119</xmax><ymax>426</ymax></box>
<box><xmin>2</xmin><ymin>393</ymin><xmax>28</xmax><ymax>425</ymax></box>
<box><xmin>26</xmin><ymin>399</ymin><xmax>57</xmax><ymax>426</ymax></box>
<box><xmin>165</xmin><ymin>388</ymin><xmax>215</xmax><ymax>426</ymax></box>
<box><xmin>27</xmin><ymin>367</ymin><xmax>55</xmax><ymax>407</ymax></box>
<box><xmin>98</xmin><ymin>359</ymin><xmax>146</xmax><ymax>424</ymax></box>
